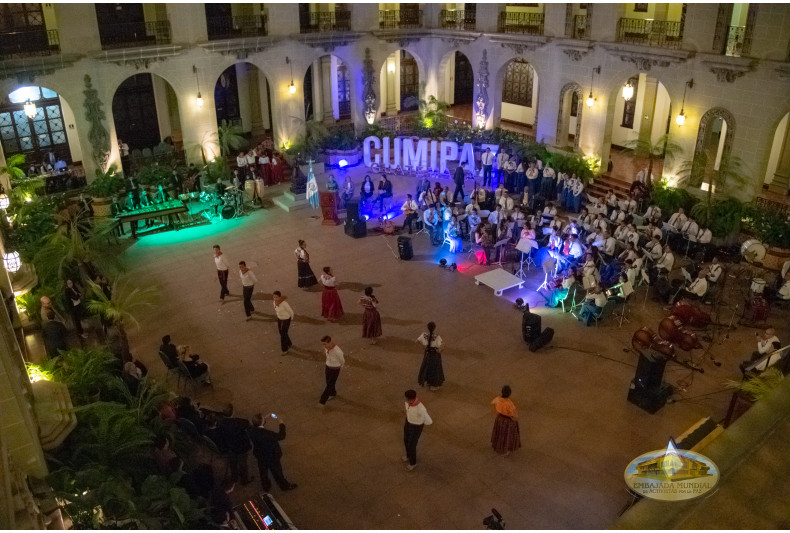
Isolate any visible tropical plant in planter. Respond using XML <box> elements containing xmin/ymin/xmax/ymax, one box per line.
<box><xmin>86</xmin><ymin>164</ymin><xmax>124</xmax><ymax>218</ymax></box>
<box><xmin>86</xmin><ymin>277</ymin><xmax>157</xmax><ymax>350</ymax></box>
<box><xmin>651</xmin><ymin>180</ymin><xmax>699</xmax><ymax>220</ymax></box>
<box><xmin>742</xmin><ymin>203</ymin><xmax>790</xmax><ymax>250</ymax></box>
<box><xmin>217</xmin><ymin>119</ymin><xmax>249</xmax><ymax>157</ymax></box>
<box><xmin>135</xmin><ymin>163</ymin><xmax>173</xmax><ymax>189</ymax></box>
<box><xmin>418</xmin><ymin>95</ymin><xmax>451</xmax><ymax>132</ymax></box>
<box><xmin>623</xmin><ymin>134</ymin><xmax>683</xmax><ymax>186</ymax></box>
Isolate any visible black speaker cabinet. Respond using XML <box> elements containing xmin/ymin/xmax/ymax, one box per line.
<box><xmin>627</xmin><ymin>383</ymin><xmax>672</xmax><ymax>414</ymax></box>
<box><xmin>345</xmin><ymin>200</ymin><xmax>360</xmax><ymax>222</ymax></box>
<box><xmin>397</xmin><ymin>236</ymin><xmax>413</xmax><ymax>260</ymax></box>
<box><xmin>521</xmin><ymin>311</ymin><xmax>542</xmax><ymax>344</ymax></box>
<box><xmin>344</xmin><ymin>219</ymin><xmax>367</xmax><ymax>239</ymax></box>
<box><xmin>633</xmin><ymin>353</ymin><xmax>667</xmax><ymax>390</ymax></box>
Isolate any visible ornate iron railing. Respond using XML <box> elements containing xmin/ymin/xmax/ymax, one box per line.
<box><xmin>616</xmin><ymin>18</ymin><xmax>682</xmax><ymax>49</ymax></box>
<box><xmin>99</xmin><ymin>21</ymin><xmax>171</xmax><ymax>49</ymax></box>
<box><xmin>573</xmin><ymin>15</ymin><xmax>588</xmax><ymax>39</ymax></box>
<box><xmin>300</xmin><ymin>10</ymin><xmax>351</xmax><ymax>33</ymax></box>
<box><xmin>725</xmin><ymin>25</ymin><xmax>746</xmax><ymax>57</ymax></box>
<box><xmin>379</xmin><ymin>10</ymin><xmax>423</xmax><ymax>30</ymax></box>
<box><xmin>0</xmin><ymin>29</ymin><xmax>59</xmax><ymax>57</ymax></box>
<box><xmin>439</xmin><ymin>9</ymin><xmax>476</xmax><ymax>30</ymax></box>
<box><xmin>497</xmin><ymin>12</ymin><xmax>545</xmax><ymax>35</ymax></box>
<box><xmin>206</xmin><ymin>14</ymin><xmax>268</xmax><ymax>40</ymax></box>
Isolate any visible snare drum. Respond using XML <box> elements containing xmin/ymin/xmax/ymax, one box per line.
<box><xmin>222</xmin><ymin>192</ymin><xmax>237</xmax><ymax>207</ymax></box>
<box><xmin>750</xmin><ymin>278</ymin><xmax>766</xmax><ymax>294</ymax></box>
<box><xmin>741</xmin><ymin>238</ymin><xmax>767</xmax><ymax>264</ymax></box>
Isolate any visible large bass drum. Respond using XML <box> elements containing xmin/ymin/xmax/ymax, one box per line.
<box><xmin>741</xmin><ymin>238</ymin><xmax>766</xmax><ymax>264</ymax></box>
<box><xmin>221</xmin><ymin>204</ymin><xmax>236</xmax><ymax>220</ymax></box>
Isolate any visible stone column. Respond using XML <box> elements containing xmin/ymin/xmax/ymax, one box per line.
<box><xmin>53</xmin><ymin>4</ymin><xmax>101</xmax><ymax>54</ymax></box>
<box><xmin>166</xmin><ymin>3</ymin><xmax>207</xmax><ymax>43</ymax></box>
<box><xmin>475</xmin><ymin>3</ymin><xmax>502</xmax><ymax>33</ymax></box>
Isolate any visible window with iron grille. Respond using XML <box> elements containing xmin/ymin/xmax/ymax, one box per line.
<box><xmin>400</xmin><ymin>52</ymin><xmax>419</xmax><ymax>111</ymax></box>
<box><xmin>570</xmin><ymin>91</ymin><xmax>579</xmax><ymax>117</ymax></box>
<box><xmin>0</xmin><ymin>90</ymin><xmax>69</xmax><ymax>162</ymax></box>
<box><xmin>502</xmin><ymin>59</ymin><xmax>533</xmax><ymax>108</ymax></box>
<box><xmin>337</xmin><ymin>62</ymin><xmax>351</xmax><ymax>120</ymax></box>
<box><xmin>621</xmin><ymin>77</ymin><xmax>638</xmax><ymax>129</ymax></box>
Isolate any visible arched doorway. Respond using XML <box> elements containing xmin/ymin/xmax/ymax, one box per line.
<box><xmin>691</xmin><ymin>107</ymin><xmax>735</xmax><ymax>191</ymax></box>
<box><xmin>303</xmin><ymin>54</ymin><xmax>352</xmax><ymax>124</ymax></box>
<box><xmin>214</xmin><ymin>62</ymin><xmax>273</xmax><ymax>142</ymax></box>
<box><xmin>0</xmin><ymin>85</ymin><xmax>81</xmax><ymax>173</ymax></box>
<box><xmin>556</xmin><ymin>82</ymin><xmax>583</xmax><ymax>149</ymax></box>
<box><xmin>438</xmin><ymin>50</ymin><xmax>474</xmax><ymax>123</ymax></box>
<box><xmin>112</xmin><ymin>73</ymin><xmax>183</xmax><ymax>172</ymax></box>
<box><xmin>605</xmin><ymin>74</ymin><xmax>673</xmax><ymax>182</ymax></box>
<box><xmin>379</xmin><ymin>49</ymin><xmax>420</xmax><ymax>116</ymax></box>
<box><xmin>499</xmin><ymin>58</ymin><xmax>539</xmax><ymax>135</ymax></box>
<box><xmin>764</xmin><ymin>111</ymin><xmax>790</xmax><ymax>195</ymax></box>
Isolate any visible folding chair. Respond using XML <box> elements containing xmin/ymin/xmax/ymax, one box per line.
<box><xmin>178</xmin><ymin>359</ymin><xmax>212</xmax><ymax>392</ymax></box>
<box><xmin>159</xmin><ymin>351</ymin><xmax>184</xmax><ymax>387</ymax></box>
<box><xmin>592</xmin><ymin>299</ymin><xmax>617</xmax><ymax>327</ymax></box>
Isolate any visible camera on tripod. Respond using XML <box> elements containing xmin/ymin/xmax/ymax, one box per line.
<box><xmin>483</xmin><ymin>508</ymin><xmax>505</xmax><ymax>530</ymax></box>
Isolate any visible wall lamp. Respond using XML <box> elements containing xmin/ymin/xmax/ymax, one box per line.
<box><xmin>676</xmin><ymin>79</ymin><xmax>694</xmax><ymax>126</ymax></box>
<box><xmin>622</xmin><ymin>80</ymin><xmax>634</xmax><ymax>101</ymax></box>
<box><xmin>586</xmin><ymin>66</ymin><xmax>600</xmax><ymax>107</ymax></box>
<box><xmin>286</xmin><ymin>57</ymin><xmax>296</xmax><ymax>94</ymax></box>
<box><xmin>193</xmin><ymin>65</ymin><xmax>203</xmax><ymax>108</ymax></box>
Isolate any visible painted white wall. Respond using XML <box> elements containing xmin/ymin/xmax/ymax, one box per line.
<box><xmin>764</xmin><ymin>112</ymin><xmax>788</xmax><ymax>184</ymax></box>
<box><xmin>60</xmin><ymin>96</ymin><xmax>84</xmax><ymax>163</ymax></box>
<box><xmin>650</xmin><ymin>81</ymin><xmax>671</xmax><ymax>145</ymax></box>
<box><xmin>152</xmin><ymin>75</ymin><xmax>171</xmax><ymax>141</ymax></box>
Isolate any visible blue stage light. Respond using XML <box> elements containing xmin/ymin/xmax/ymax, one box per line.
<box><xmin>338</xmin><ymin>159</ymin><xmax>348</xmax><ymax>168</ymax></box>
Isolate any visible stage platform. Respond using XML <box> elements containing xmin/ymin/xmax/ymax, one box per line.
<box><xmin>474</xmin><ymin>267</ymin><xmax>525</xmax><ymax>296</ymax></box>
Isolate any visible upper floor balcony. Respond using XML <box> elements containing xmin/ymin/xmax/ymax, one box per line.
<box><xmin>98</xmin><ymin>21</ymin><xmax>171</xmax><ymax>50</ymax></box>
<box><xmin>616</xmin><ymin>18</ymin><xmax>682</xmax><ymax>50</ymax></box>
<box><xmin>497</xmin><ymin>12</ymin><xmax>545</xmax><ymax>36</ymax></box>
<box><xmin>572</xmin><ymin>14</ymin><xmax>588</xmax><ymax>39</ymax></box>
<box><xmin>0</xmin><ymin>28</ymin><xmax>59</xmax><ymax>58</ymax></box>
<box><xmin>206</xmin><ymin>14</ymin><xmax>268</xmax><ymax>41</ymax></box>
<box><xmin>724</xmin><ymin>25</ymin><xmax>746</xmax><ymax>57</ymax></box>
<box><xmin>439</xmin><ymin>9</ymin><xmax>476</xmax><ymax>31</ymax></box>
<box><xmin>379</xmin><ymin>10</ymin><xmax>422</xmax><ymax>30</ymax></box>
<box><xmin>299</xmin><ymin>10</ymin><xmax>351</xmax><ymax>33</ymax></box>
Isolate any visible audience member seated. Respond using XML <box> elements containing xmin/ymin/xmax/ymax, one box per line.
<box><xmin>341</xmin><ymin>176</ymin><xmax>354</xmax><ymax>206</ymax></box>
<box><xmin>374</xmin><ymin>175</ymin><xmax>393</xmax><ymax>212</ymax></box>
<box><xmin>160</xmin><ymin>335</ymin><xmax>211</xmax><ymax>383</ymax></box>
<box><xmin>122</xmin><ymin>353</ymin><xmax>148</xmax><ymax>391</ymax></box>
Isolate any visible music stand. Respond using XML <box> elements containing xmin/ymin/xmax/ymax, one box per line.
<box><xmin>537</xmin><ymin>256</ymin><xmax>556</xmax><ymax>291</ymax></box>
<box><xmin>514</xmin><ymin>238</ymin><xmax>537</xmax><ymax>279</ymax></box>
<box><xmin>492</xmin><ymin>238</ymin><xmax>512</xmax><ymax>266</ymax></box>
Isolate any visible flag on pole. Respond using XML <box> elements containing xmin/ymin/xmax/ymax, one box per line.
<box><xmin>306</xmin><ymin>159</ymin><xmax>319</xmax><ymax>209</ymax></box>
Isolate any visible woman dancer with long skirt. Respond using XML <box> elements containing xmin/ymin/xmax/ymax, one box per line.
<box><xmin>491</xmin><ymin>385</ymin><xmax>521</xmax><ymax>456</ymax></box>
<box><xmin>295</xmin><ymin>240</ymin><xmax>318</xmax><ymax>288</ymax></box>
<box><xmin>320</xmin><ymin>266</ymin><xmax>344</xmax><ymax>321</ymax></box>
<box><xmin>417</xmin><ymin>322</ymin><xmax>445</xmax><ymax>391</ymax></box>
<box><xmin>358</xmin><ymin>286</ymin><xmax>382</xmax><ymax>344</ymax></box>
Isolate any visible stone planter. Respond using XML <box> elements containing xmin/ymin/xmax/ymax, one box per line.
<box><xmin>92</xmin><ymin>196</ymin><xmax>112</xmax><ymax>218</ymax></box>
<box><xmin>327</xmin><ymin>148</ymin><xmax>361</xmax><ymax>167</ymax></box>
<box><xmin>764</xmin><ymin>246</ymin><xmax>790</xmax><ymax>271</ymax></box>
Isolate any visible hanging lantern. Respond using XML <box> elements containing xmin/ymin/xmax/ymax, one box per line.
<box><xmin>0</xmin><ymin>194</ymin><xmax>9</xmax><ymax>210</ymax></box>
<box><xmin>3</xmin><ymin>251</ymin><xmax>21</xmax><ymax>273</ymax></box>
<box><xmin>675</xmin><ymin>112</ymin><xmax>686</xmax><ymax>126</ymax></box>
<box><xmin>24</xmin><ymin>99</ymin><xmax>37</xmax><ymax>118</ymax></box>
<box><xmin>622</xmin><ymin>81</ymin><xmax>634</xmax><ymax>101</ymax></box>
<box><xmin>586</xmin><ymin>92</ymin><xmax>595</xmax><ymax>108</ymax></box>
<box><xmin>195</xmin><ymin>91</ymin><xmax>204</xmax><ymax>108</ymax></box>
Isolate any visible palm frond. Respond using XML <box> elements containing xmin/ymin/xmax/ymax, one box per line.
<box><xmin>86</xmin><ymin>278</ymin><xmax>158</xmax><ymax>330</ymax></box>
<box><xmin>725</xmin><ymin>368</ymin><xmax>784</xmax><ymax>401</ymax></box>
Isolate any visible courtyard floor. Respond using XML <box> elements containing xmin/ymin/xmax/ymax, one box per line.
<box><xmin>113</xmin><ymin>166</ymin><xmax>784</xmax><ymax>529</ymax></box>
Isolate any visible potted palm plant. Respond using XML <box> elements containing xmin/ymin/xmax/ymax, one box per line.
<box><xmin>623</xmin><ymin>133</ymin><xmax>683</xmax><ymax>187</ymax></box>
<box><xmin>85</xmin><ymin>164</ymin><xmax>123</xmax><ymax>217</ymax></box>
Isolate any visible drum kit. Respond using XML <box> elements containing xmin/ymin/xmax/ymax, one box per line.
<box><xmin>198</xmin><ymin>186</ymin><xmax>247</xmax><ymax>223</ymax></box>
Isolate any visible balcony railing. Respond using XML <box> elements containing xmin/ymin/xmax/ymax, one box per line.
<box><xmin>0</xmin><ymin>29</ymin><xmax>59</xmax><ymax>58</ymax></box>
<box><xmin>99</xmin><ymin>21</ymin><xmax>171</xmax><ymax>50</ymax></box>
<box><xmin>206</xmin><ymin>14</ymin><xmax>268</xmax><ymax>40</ymax></box>
<box><xmin>300</xmin><ymin>10</ymin><xmax>351</xmax><ymax>33</ymax></box>
<box><xmin>573</xmin><ymin>15</ymin><xmax>588</xmax><ymax>39</ymax></box>
<box><xmin>616</xmin><ymin>18</ymin><xmax>682</xmax><ymax>49</ymax></box>
<box><xmin>725</xmin><ymin>25</ymin><xmax>746</xmax><ymax>57</ymax></box>
<box><xmin>497</xmin><ymin>12</ymin><xmax>545</xmax><ymax>36</ymax></box>
<box><xmin>379</xmin><ymin>10</ymin><xmax>423</xmax><ymax>30</ymax></box>
<box><xmin>439</xmin><ymin>9</ymin><xmax>476</xmax><ymax>30</ymax></box>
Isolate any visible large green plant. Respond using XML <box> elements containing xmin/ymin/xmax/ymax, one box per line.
<box><xmin>85</xmin><ymin>164</ymin><xmax>124</xmax><ymax>198</ymax></box>
<box><xmin>134</xmin><ymin>163</ymin><xmax>172</xmax><ymax>188</ymax></box>
<box><xmin>623</xmin><ymin>134</ymin><xmax>683</xmax><ymax>186</ymax></box>
<box><xmin>40</xmin><ymin>346</ymin><xmax>120</xmax><ymax>405</ymax></box>
<box><xmin>0</xmin><ymin>153</ymin><xmax>26</xmax><ymax>183</ymax></box>
<box><xmin>83</xmin><ymin>75</ymin><xmax>111</xmax><ymax>171</ymax></box>
<box><xmin>86</xmin><ymin>277</ymin><xmax>157</xmax><ymax>334</ymax></box>
<box><xmin>742</xmin><ymin>203</ymin><xmax>790</xmax><ymax>249</ymax></box>
<box><xmin>217</xmin><ymin>120</ymin><xmax>248</xmax><ymax>157</ymax></box>
<box><xmin>726</xmin><ymin>368</ymin><xmax>784</xmax><ymax>401</ymax></box>
<box><xmin>651</xmin><ymin>180</ymin><xmax>699</xmax><ymax>220</ymax></box>
<box><xmin>418</xmin><ymin>95</ymin><xmax>451</xmax><ymax>132</ymax></box>
<box><xmin>690</xmin><ymin>197</ymin><xmax>745</xmax><ymax>238</ymax></box>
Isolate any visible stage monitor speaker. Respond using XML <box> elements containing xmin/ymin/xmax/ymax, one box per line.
<box><xmin>521</xmin><ymin>311</ymin><xmax>542</xmax><ymax>344</ymax></box>
<box><xmin>344</xmin><ymin>219</ymin><xmax>367</xmax><ymax>239</ymax></box>
<box><xmin>345</xmin><ymin>200</ymin><xmax>360</xmax><ymax>222</ymax></box>
<box><xmin>529</xmin><ymin>327</ymin><xmax>554</xmax><ymax>352</ymax></box>
<box><xmin>397</xmin><ymin>236</ymin><xmax>413</xmax><ymax>260</ymax></box>
<box><xmin>633</xmin><ymin>353</ymin><xmax>667</xmax><ymax>390</ymax></box>
<box><xmin>627</xmin><ymin>383</ymin><xmax>672</xmax><ymax>414</ymax></box>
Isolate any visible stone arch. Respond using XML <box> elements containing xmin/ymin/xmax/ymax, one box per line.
<box><xmin>556</xmin><ymin>81</ymin><xmax>583</xmax><ymax>149</ymax></box>
<box><xmin>437</xmin><ymin>49</ymin><xmax>475</xmax><ymax>107</ymax></box>
<box><xmin>377</xmin><ymin>48</ymin><xmax>424</xmax><ymax>115</ymax></box>
<box><xmin>691</xmin><ymin>106</ymin><xmax>736</xmax><ymax>185</ymax></box>
<box><xmin>495</xmin><ymin>56</ymin><xmax>540</xmax><ymax>132</ymax></box>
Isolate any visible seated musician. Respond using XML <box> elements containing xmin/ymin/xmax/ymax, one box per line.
<box><xmin>706</xmin><ymin>257</ymin><xmax>723</xmax><ymax>284</ymax></box>
<box><xmin>454</xmin><ymin>204</ymin><xmax>470</xmax><ymax>237</ymax></box>
<box><xmin>475</xmin><ymin>225</ymin><xmax>492</xmax><ymax>264</ymax></box>
<box><xmin>693</xmin><ymin>225</ymin><xmax>712</xmax><ymax>258</ymax></box>
<box><xmin>592</xmin><ymin>213</ymin><xmax>608</xmax><ymax>235</ymax></box>
<box><xmin>420</xmin><ymin>183</ymin><xmax>438</xmax><ymax>209</ymax></box>
<box><xmin>777</xmin><ymin>275</ymin><xmax>790</xmax><ymax>301</ymax></box>
<box><xmin>624</xmin><ymin>258</ymin><xmax>638</xmax><ymax>286</ymax></box>
<box><xmin>432</xmin><ymin>181</ymin><xmax>443</xmax><ymax>201</ymax></box>
<box><xmin>423</xmin><ymin>204</ymin><xmax>441</xmax><ymax>245</ymax></box>
<box><xmin>110</xmin><ymin>195</ymin><xmax>126</xmax><ymax>236</ymax></box>
<box><xmin>468</xmin><ymin>208</ymin><xmax>482</xmax><ymax>237</ymax></box>
<box><xmin>360</xmin><ymin>175</ymin><xmax>375</xmax><ymax>205</ymax></box>
<box><xmin>621</xmin><ymin>195</ymin><xmax>637</xmax><ymax>215</ymax></box>
<box><xmin>644</xmin><ymin>235</ymin><xmax>663</xmax><ymax>262</ymax></box>
<box><xmin>548</xmin><ymin>217</ymin><xmax>564</xmax><ymax>236</ymax></box>
<box><xmin>488</xmin><ymin>204</ymin><xmax>502</xmax><ymax>226</ymax></box>
<box><xmin>680</xmin><ymin>270</ymin><xmax>708</xmax><ymax>301</ymax></box>
<box><xmin>400</xmin><ymin>194</ymin><xmax>420</xmax><ymax>234</ymax></box>
<box><xmin>498</xmin><ymin>191</ymin><xmax>515</xmax><ymax>217</ymax></box>
<box><xmin>624</xmin><ymin>224</ymin><xmax>640</xmax><ymax>248</ymax></box>
<box><xmin>374</xmin><ymin>175</ymin><xmax>393</xmax><ymax>211</ymax></box>
<box><xmin>643</xmin><ymin>203</ymin><xmax>662</xmax><ymax>224</ymax></box>
<box><xmin>608</xmin><ymin>207</ymin><xmax>626</xmax><ymax>225</ymax></box>
<box><xmin>578</xmin><ymin>282</ymin><xmax>608</xmax><ymax>326</ymax></box>
<box><xmin>638</xmin><ymin>221</ymin><xmax>663</xmax><ymax>244</ymax></box>
<box><xmin>341</xmin><ymin>176</ymin><xmax>354</xmax><ymax>206</ymax></box>
<box><xmin>447</xmin><ymin>215</ymin><xmax>463</xmax><ymax>253</ymax></box>
<box><xmin>561</xmin><ymin>219</ymin><xmax>579</xmax><ymax>239</ymax></box>
<box><xmin>154</xmin><ymin>184</ymin><xmax>169</xmax><ymax>204</ymax></box>
<box><xmin>666</xmin><ymin>208</ymin><xmax>687</xmax><ymax>240</ymax></box>
<box><xmin>562</xmin><ymin>234</ymin><xmax>584</xmax><ymax>263</ymax></box>
<box><xmin>547</xmin><ymin>229</ymin><xmax>562</xmax><ymax>252</ymax></box>
<box><xmin>521</xmin><ymin>222</ymin><xmax>536</xmax><ymax>241</ymax></box>
<box><xmin>586</xmin><ymin>229</ymin><xmax>605</xmax><ymax>250</ymax></box>
<box><xmin>618</xmin><ymin>242</ymin><xmax>638</xmax><ymax>264</ymax></box>
<box><xmin>542</xmin><ymin>202</ymin><xmax>558</xmax><ymax>224</ymax></box>
<box><xmin>542</xmin><ymin>267</ymin><xmax>576</xmax><ymax>308</ymax></box>
<box><xmin>649</xmin><ymin>244</ymin><xmax>675</xmax><ymax>301</ymax></box>
<box><xmin>475</xmin><ymin>184</ymin><xmax>487</xmax><ymax>205</ymax></box>
<box><xmin>605</xmin><ymin>190</ymin><xmax>618</xmax><ymax>217</ymax></box>
<box><xmin>512</xmin><ymin>206</ymin><xmax>525</xmax><ymax>229</ymax></box>
<box><xmin>494</xmin><ymin>183</ymin><xmax>507</xmax><ymax>202</ymax></box>
<box><xmin>613</xmin><ymin>221</ymin><xmax>629</xmax><ymax>243</ymax></box>
<box><xmin>608</xmin><ymin>273</ymin><xmax>634</xmax><ymax>304</ymax></box>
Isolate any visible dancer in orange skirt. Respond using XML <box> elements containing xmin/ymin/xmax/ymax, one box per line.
<box><xmin>490</xmin><ymin>385</ymin><xmax>521</xmax><ymax>456</ymax></box>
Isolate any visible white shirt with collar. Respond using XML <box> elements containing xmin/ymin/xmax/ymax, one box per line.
<box><xmin>707</xmin><ymin>263</ymin><xmax>723</xmax><ymax>283</ymax></box>
<box><xmin>779</xmin><ymin>280</ymin><xmax>790</xmax><ymax>300</ymax></box>
<box><xmin>236</xmin><ymin>155</ymin><xmax>248</xmax><ymax>167</ymax></box>
<box><xmin>496</xmin><ymin>152</ymin><xmax>509</xmax><ymax>168</ymax></box>
<box><xmin>324</xmin><ymin>344</ymin><xmax>345</xmax><ymax>368</ymax></box>
<box><xmin>240</xmin><ymin>268</ymin><xmax>258</xmax><ymax>287</ymax></box>
<box><xmin>246</xmin><ymin>153</ymin><xmax>256</xmax><ymax>165</ymax></box>
<box><xmin>543</xmin><ymin>167</ymin><xmax>555</xmax><ymax>179</ymax></box>
<box><xmin>602</xmin><ymin>237</ymin><xmax>616</xmax><ymax>256</ymax></box>
<box><xmin>488</xmin><ymin>210</ymin><xmax>500</xmax><ymax>226</ymax></box>
<box><xmin>657</xmin><ymin>252</ymin><xmax>674</xmax><ymax>272</ymax></box>
<box><xmin>668</xmin><ymin>212</ymin><xmax>687</xmax><ymax>230</ymax></box>
<box><xmin>698</xmin><ymin>228</ymin><xmax>712</xmax><ymax>244</ymax></box>
<box><xmin>273</xmin><ymin>299</ymin><xmax>294</xmax><ymax>320</ymax></box>
<box><xmin>526</xmin><ymin>167</ymin><xmax>539</xmax><ymax>180</ymax></box>
<box><xmin>757</xmin><ymin>335</ymin><xmax>780</xmax><ymax>355</ymax></box>
<box><xmin>214</xmin><ymin>253</ymin><xmax>230</xmax><ymax>271</ymax></box>
<box><xmin>648</xmin><ymin>241</ymin><xmax>663</xmax><ymax>261</ymax></box>
<box><xmin>401</xmin><ymin>199</ymin><xmax>418</xmax><ymax>213</ymax></box>
<box><xmin>644</xmin><ymin>205</ymin><xmax>661</xmax><ymax>221</ymax></box>
<box><xmin>405</xmin><ymin>400</ymin><xmax>433</xmax><ymax>425</ymax></box>
<box><xmin>423</xmin><ymin>209</ymin><xmax>439</xmax><ymax>226</ymax></box>
<box><xmin>481</xmin><ymin>151</ymin><xmax>494</xmax><ymax>166</ymax></box>
<box><xmin>687</xmin><ymin>277</ymin><xmax>708</xmax><ymax>297</ymax></box>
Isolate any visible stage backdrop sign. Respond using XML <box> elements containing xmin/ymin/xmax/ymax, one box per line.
<box><xmin>363</xmin><ymin>136</ymin><xmax>499</xmax><ymax>174</ymax></box>
<box><xmin>624</xmin><ymin>441</ymin><xmax>719</xmax><ymax>501</ymax></box>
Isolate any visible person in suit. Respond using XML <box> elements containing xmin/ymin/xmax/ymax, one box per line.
<box><xmin>125</xmin><ymin>175</ymin><xmax>141</xmax><ymax>209</ymax></box>
<box><xmin>373</xmin><ymin>174</ymin><xmax>393</xmax><ymax>212</ymax></box>
<box><xmin>216</xmin><ymin>404</ymin><xmax>254</xmax><ymax>484</ymax></box>
<box><xmin>452</xmin><ymin>162</ymin><xmax>467</xmax><ymax>204</ymax></box>
<box><xmin>42</xmin><ymin>310</ymin><xmax>68</xmax><ymax>358</ymax></box>
<box><xmin>247</xmin><ymin>413</ymin><xmax>298</xmax><ymax>492</ymax></box>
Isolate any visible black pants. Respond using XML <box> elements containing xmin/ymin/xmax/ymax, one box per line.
<box><xmin>453</xmin><ymin>184</ymin><xmax>464</xmax><ymax>204</ymax></box>
<box><xmin>243</xmin><ymin>285</ymin><xmax>255</xmax><ymax>317</ymax></box>
<box><xmin>482</xmin><ymin>165</ymin><xmax>492</xmax><ymax>187</ymax></box>
<box><xmin>69</xmin><ymin>305</ymin><xmax>84</xmax><ymax>335</ymax></box>
<box><xmin>319</xmin><ymin>366</ymin><xmax>341</xmax><ymax>404</ymax></box>
<box><xmin>278</xmin><ymin>318</ymin><xmax>292</xmax><ymax>352</ymax></box>
<box><xmin>217</xmin><ymin>269</ymin><xmax>230</xmax><ymax>299</ymax></box>
<box><xmin>403</xmin><ymin>213</ymin><xmax>419</xmax><ymax>233</ymax></box>
<box><xmin>228</xmin><ymin>451</ymin><xmax>251</xmax><ymax>483</ymax></box>
<box><xmin>256</xmin><ymin>457</ymin><xmax>291</xmax><ymax>491</ymax></box>
<box><xmin>403</xmin><ymin>422</ymin><xmax>424</xmax><ymax>466</ymax></box>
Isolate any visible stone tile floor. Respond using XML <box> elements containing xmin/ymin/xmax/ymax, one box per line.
<box><xmin>118</xmin><ymin>167</ymin><xmax>788</xmax><ymax>529</ymax></box>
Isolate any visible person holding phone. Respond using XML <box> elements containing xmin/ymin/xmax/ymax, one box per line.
<box><xmin>247</xmin><ymin>413</ymin><xmax>297</xmax><ymax>493</ymax></box>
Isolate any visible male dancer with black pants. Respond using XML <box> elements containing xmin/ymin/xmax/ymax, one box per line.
<box><xmin>213</xmin><ymin>245</ymin><xmax>230</xmax><ymax>301</ymax></box>
<box><xmin>239</xmin><ymin>261</ymin><xmax>258</xmax><ymax>320</ymax></box>
<box><xmin>319</xmin><ymin>336</ymin><xmax>344</xmax><ymax>405</ymax></box>
<box><xmin>273</xmin><ymin>291</ymin><xmax>294</xmax><ymax>355</ymax></box>
<box><xmin>402</xmin><ymin>389</ymin><xmax>432</xmax><ymax>471</ymax></box>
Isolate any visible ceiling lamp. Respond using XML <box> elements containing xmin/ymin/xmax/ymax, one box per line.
<box><xmin>24</xmin><ymin>99</ymin><xmax>37</xmax><ymax>118</ymax></box>
<box><xmin>586</xmin><ymin>65</ymin><xmax>600</xmax><ymax>107</ymax></box>
<box><xmin>286</xmin><ymin>57</ymin><xmax>296</xmax><ymax>94</ymax></box>
<box><xmin>622</xmin><ymin>80</ymin><xmax>634</xmax><ymax>101</ymax></box>
<box><xmin>676</xmin><ymin>79</ymin><xmax>694</xmax><ymax>126</ymax></box>
<box><xmin>3</xmin><ymin>251</ymin><xmax>21</xmax><ymax>273</ymax></box>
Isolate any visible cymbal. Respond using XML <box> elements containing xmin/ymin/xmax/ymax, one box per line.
<box><xmin>225</xmin><ymin>186</ymin><xmax>236</xmax><ymax>190</ymax></box>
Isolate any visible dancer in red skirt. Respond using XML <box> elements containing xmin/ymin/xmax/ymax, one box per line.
<box><xmin>490</xmin><ymin>385</ymin><xmax>521</xmax><ymax>456</ymax></box>
<box><xmin>358</xmin><ymin>286</ymin><xmax>382</xmax><ymax>344</ymax></box>
<box><xmin>320</xmin><ymin>266</ymin><xmax>344</xmax><ymax>321</ymax></box>
<box><xmin>271</xmin><ymin>151</ymin><xmax>285</xmax><ymax>184</ymax></box>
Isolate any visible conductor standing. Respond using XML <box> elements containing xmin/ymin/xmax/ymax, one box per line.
<box><xmin>247</xmin><ymin>414</ymin><xmax>298</xmax><ymax>492</ymax></box>
<box><xmin>453</xmin><ymin>162</ymin><xmax>467</xmax><ymax>204</ymax></box>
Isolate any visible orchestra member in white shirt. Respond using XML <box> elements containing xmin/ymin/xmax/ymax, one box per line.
<box><xmin>481</xmin><ymin>147</ymin><xmax>495</xmax><ymax>187</ymax></box>
<box><xmin>498</xmin><ymin>190</ymin><xmax>515</xmax><ymax>217</ymax></box>
<box><xmin>680</xmin><ymin>270</ymin><xmax>708</xmax><ymax>301</ymax></box>
<box><xmin>488</xmin><ymin>204</ymin><xmax>502</xmax><ymax>226</ymax></box>
<box><xmin>467</xmin><ymin>208</ymin><xmax>482</xmax><ymax>238</ymax></box>
<box><xmin>625</xmin><ymin>224</ymin><xmax>640</xmax><ymax>248</ymax></box>
<box><xmin>668</xmin><ymin>208</ymin><xmax>688</xmax><ymax>232</ymax></box>
<box><xmin>601</xmin><ymin>231</ymin><xmax>616</xmax><ymax>260</ymax></box>
<box><xmin>526</xmin><ymin>163</ymin><xmax>540</xmax><ymax>201</ymax></box>
<box><xmin>495</xmin><ymin>150</ymin><xmax>509</xmax><ymax>188</ymax></box>
<box><xmin>423</xmin><ymin>204</ymin><xmax>440</xmax><ymax>244</ymax></box>
<box><xmin>605</xmin><ymin>190</ymin><xmax>618</xmax><ymax>217</ymax></box>
<box><xmin>645</xmin><ymin>235</ymin><xmax>663</xmax><ymax>262</ymax></box>
<box><xmin>643</xmin><ymin>203</ymin><xmax>662</xmax><ymax>224</ymax></box>
<box><xmin>706</xmin><ymin>257</ymin><xmax>723</xmax><ymax>284</ymax></box>
<box><xmin>400</xmin><ymin>194</ymin><xmax>420</xmax><ymax>234</ymax></box>
<box><xmin>693</xmin><ymin>225</ymin><xmax>713</xmax><ymax>257</ymax></box>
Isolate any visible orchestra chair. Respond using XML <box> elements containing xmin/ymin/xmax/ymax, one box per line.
<box><xmin>612</xmin><ymin>292</ymin><xmax>633</xmax><ymax>328</ymax></box>
<box><xmin>159</xmin><ymin>351</ymin><xmax>185</xmax><ymax>387</ymax></box>
<box><xmin>560</xmin><ymin>282</ymin><xmax>579</xmax><ymax>314</ymax></box>
<box><xmin>592</xmin><ymin>299</ymin><xmax>617</xmax><ymax>328</ymax></box>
